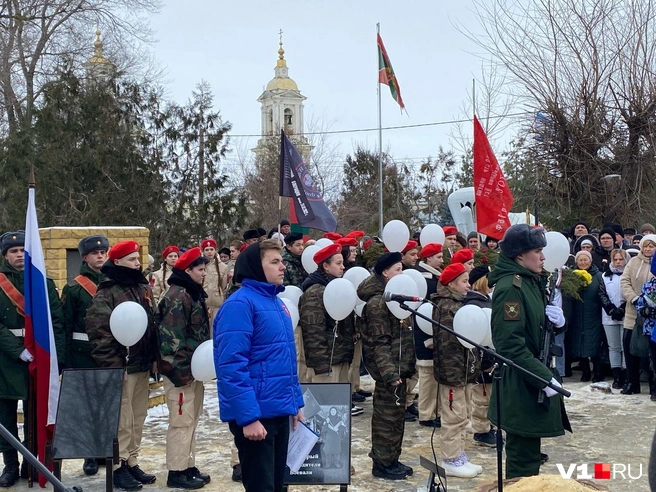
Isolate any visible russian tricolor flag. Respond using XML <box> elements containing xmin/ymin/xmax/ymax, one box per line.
<box><xmin>23</xmin><ymin>185</ymin><xmax>59</xmax><ymax>487</ymax></box>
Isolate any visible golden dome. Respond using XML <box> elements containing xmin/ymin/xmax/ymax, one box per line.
<box><xmin>265</xmin><ymin>34</ymin><xmax>298</xmax><ymax>91</ymax></box>
<box><xmin>87</xmin><ymin>29</ymin><xmax>112</xmax><ymax>65</ymax></box>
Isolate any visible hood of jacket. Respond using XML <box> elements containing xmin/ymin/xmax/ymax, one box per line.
<box><xmin>233</xmin><ymin>242</ymin><xmax>268</xmax><ymax>284</ymax></box>
<box><xmin>357</xmin><ymin>273</ymin><xmax>385</xmax><ymax>302</ymax></box>
<box><xmin>463</xmin><ymin>290</ymin><xmax>490</xmax><ymax>306</ymax></box>
<box><xmin>167</xmin><ymin>268</ymin><xmax>208</xmax><ymax>302</ymax></box>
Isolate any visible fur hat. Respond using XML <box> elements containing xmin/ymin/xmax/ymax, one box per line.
<box><xmin>78</xmin><ymin>235</ymin><xmax>109</xmax><ymax>256</ymax></box>
<box><xmin>499</xmin><ymin>224</ymin><xmax>547</xmax><ymax>259</ymax></box>
<box><xmin>0</xmin><ymin>231</ymin><xmax>24</xmax><ymax>256</ymax></box>
<box><xmin>374</xmin><ymin>252</ymin><xmax>402</xmax><ymax>275</ymax></box>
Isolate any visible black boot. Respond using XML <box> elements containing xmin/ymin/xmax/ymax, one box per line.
<box><xmin>580</xmin><ymin>359</ymin><xmax>591</xmax><ymax>382</ymax></box>
<box><xmin>592</xmin><ymin>359</ymin><xmax>605</xmax><ymax>383</ymax></box>
<box><xmin>113</xmin><ymin>461</ymin><xmax>142</xmax><ymax>491</ymax></box>
<box><xmin>186</xmin><ymin>467</ymin><xmax>210</xmax><ymax>485</ymax></box>
<box><xmin>128</xmin><ymin>464</ymin><xmax>156</xmax><ymax>484</ymax></box>
<box><xmin>166</xmin><ymin>470</ymin><xmax>204</xmax><ymax>489</ymax></box>
<box><xmin>0</xmin><ymin>451</ymin><xmax>19</xmax><ymax>488</ymax></box>
<box><xmin>83</xmin><ymin>458</ymin><xmax>99</xmax><ymax>476</ymax></box>
<box><xmin>612</xmin><ymin>368</ymin><xmax>623</xmax><ymax>389</ymax></box>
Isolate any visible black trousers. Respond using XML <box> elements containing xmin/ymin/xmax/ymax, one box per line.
<box><xmin>623</xmin><ymin>328</ymin><xmax>641</xmax><ymax>387</ymax></box>
<box><xmin>229</xmin><ymin>416</ymin><xmax>290</xmax><ymax>492</ymax></box>
<box><xmin>0</xmin><ymin>399</ymin><xmax>22</xmax><ymax>455</ymax></box>
<box><xmin>505</xmin><ymin>433</ymin><xmax>541</xmax><ymax>479</ymax></box>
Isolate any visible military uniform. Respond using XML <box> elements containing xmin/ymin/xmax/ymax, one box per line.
<box><xmin>202</xmin><ymin>258</ymin><xmax>228</xmax><ymax>323</ymax></box>
<box><xmin>0</xmin><ymin>232</ymin><xmax>64</xmax><ymax>487</ymax></box>
<box><xmin>488</xmin><ymin>246</ymin><xmax>571</xmax><ymax>478</ymax></box>
<box><xmin>282</xmin><ymin>248</ymin><xmax>307</xmax><ymax>287</ymax></box>
<box><xmin>86</xmin><ymin>247</ymin><xmax>158</xmax><ymax>488</ymax></box>
<box><xmin>357</xmin><ymin>272</ymin><xmax>415</xmax><ymax>475</ymax></box>
<box><xmin>157</xmin><ymin>252</ymin><xmax>211</xmax><ymax>489</ymax></box>
<box><xmin>298</xmin><ymin>272</ymin><xmax>354</xmax><ymax>382</ymax></box>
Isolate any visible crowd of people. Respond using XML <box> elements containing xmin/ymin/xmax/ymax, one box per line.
<box><xmin>0</xmin><ymin>218</ymin><xmax>654</xmax><ymax>491</ymax></box>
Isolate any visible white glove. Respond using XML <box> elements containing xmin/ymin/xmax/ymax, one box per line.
<box><xmin>542</xmin><ymin>377</ymin><xmax>562</xmax><ymax>398</ymax></box>
<box><xmin>552</xmin><ymin>288</ymin><xmax>562</xmax><ymax>308</ymax></box>
<box><xmin>19</xmin><ymin>348</ymin><xmax>34</xmax><ymax>362</ymax></box>
<box><xmin>545</xmin><ymin>305</ymin><xmax>565</xmax><ymax>328</ymax></box>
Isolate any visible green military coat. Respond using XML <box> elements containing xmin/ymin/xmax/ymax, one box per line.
<box><xmin>0</xmin><ymin>262</ymin><xmax>65</xmax><ymax>400</ymax></box>
<box><xmin>61</xmin><ymin>263</ymin><xmax>104</xmax><ymax>369</ymax></box>
<box><xmin>487</xmin><ymin>254</ymin><xmax>571</xmax><ymax>438</ymax></box>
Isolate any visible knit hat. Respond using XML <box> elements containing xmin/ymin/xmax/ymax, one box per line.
<box><xmin>108</xmin><ymin>240</ymin><xmax>140</xmax><ymax>261</ymax></box>
<box><xmin>469</xmin><ymin>265</ymin><xmax>490</xmax><ymax>286</ymax></box>
<box><xmin>604</xmin><ymin>223</ymin><xmax>623</xmax><ymax>238</ymax></box>
<box><xmin>0</xmin><ymin>231</ymin><xmax>25</xmax><ymax>256</ymax></box>
<box><xmin>572</xmin><ymin>221</ymin><xmax>591</xmax><ymax>234</ymax></box>
<box><xmin>598</xmin><ymin>228</ymin><xmax>616</xmax><ymax>241</ymax></box>
<box><xmin>314</xmin><ymin>244</ymin><xmax>342</xmax><ymax>265</ymax></box>
<box><xmin>443</xmin><ymin>226</ymin><xmax>458</xmax><ymax>237</ymax></box>
<box><xmin>640</xmin><ymin>234</ymin><xmax>656</xmax><ymax>249</ymax></box>
<box><xmin>201</xmin><ymin>238</ymin><xmax>217</xmax><ymax>249</ymax></box>
<box><xmin>402</xmin><ymin>240</ymin><xmax>419</xmax><ymax>254</ymax></box>
<box><xmin>78</xmin><ymin>235</ymin><xmax>110</xmax><ymax>256</ymax></box>
<box><xmin>284</xmin><ymin>232</ymin><xmax>304</xmax><ymax>244</ymax></box>
<box><xmin>175</xmin><ymin>247</ymin><xmax>202</xmax><ymax>270</ymax></box>
<box><xmin>439</xmin><ymin>263</ymin><xmax>467</xmax><ymax>286</ymax></box>
<box><xmin>374</xmin><ymin>252</ymin><xmax>402</xmax><ymax>275</ymax></box>
<box><xmin>467</xmin><ymin>231</ymin><xmax>479</xmax><ymax>241</ymax></box>
<box><xmin>280</xmin><ymin>219</ymin><xmax>291</xmax><ymax>227</ymax></box>
<box><xmin>499</xmin><ymin>224</ymin><xmax>547</xmax><ymax>259</ymax></box>
<box><xmin>451</xmin><ymin>248</ymin><xmax>474</xmax><ymax>264</ymax></box>
<box><xmin>162</xmin><ymin>245</ymin><xmax>179</xmax><ymax>259</ymax></box>
<box><xmin>580</xmin><ymin>239</ymin><xmax>593</xmax><ymax>247</ymax></box>
<box><xmin>641</xmin><ymin>223</ymin><xmax>656</xmax><ymax>234</ymax></box>
<box><xmin>323</xmin><ymin>232</ymin><xmax>343</xmax><ymax>241</ymax></box>
<box><xmin>243</xmin><ymin>229</ymin><xmax>259</xmax><ymax>241</ymax></box>
<box><xmin>575</xmin><ymin>250</ymin><xmax>592</xmax><ymax>264</ymax></box>
<box><xmin>419</xmin><ymin>243</ymin><xmax>442</xmax><ymax>259</ymax></box>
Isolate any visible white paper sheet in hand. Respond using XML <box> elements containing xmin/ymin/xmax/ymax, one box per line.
<box><xmin>286</xmin><ymin>420</ymin><xmax>319</xmax><ymax>473</ymax></box>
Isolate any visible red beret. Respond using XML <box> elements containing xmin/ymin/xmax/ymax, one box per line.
<box><xmin>314</xmin><ymin>243</ymin><xmax>342</xmax><ymax>265</ymax></box>
<box><xmin>201</xmin><ymin>238</ymin><xmax>217</xmax><ymax>249</ymax></box>
<box><xmin>108</xmin><ymin>240</ymin><xmax>140</xmax><ymax>261</ymax></box>
<box><xmin>162</xmin><ymin>245</ymin><xmax>179</xmax><ymax>259</ymax></box>
<box><xmin>323</xmin><ymin>232</ymin><xmax>343</xmax><ymax>241</ymax></box>
<box><xmin>451</xmin><ymin>248</ymin><xmax>474</xmax><ymax>264</ymax></box>
<box><xmin>443</xmin><ymin>226</ymin><xmax>458</xmax><ymax>237</ymax></box>
<box><xmin>175</xmin><ymin>247</ymin><xmax>202</xmax><ymax>270</ymax></box>
<box><xmin>402</xmin><ymin>240</ymin><xmax>419</xmax><ymax>254</ymax></box>
<box><xmin>336</xmin><ymin>237</ymin><xmax>357</xmax><ymax>247</ymax></box>
<box><xmin>363</xmin><ymin>239</ymin><xmax>373</xmax><ymax>251</ymax></box>
<box><xmin>439</xmin><ymin>263</ymin><xmax>467</xmax><ymax>286</ymax></box>
<box><xmin>345</xmin><ymin>230</ymin><xmax>365</xmax><ymax>239</ymax></box>
<box><xmin>419</xmin><ymin>243</ymin><xmax>443</xmax><ymax>259</ymax></box>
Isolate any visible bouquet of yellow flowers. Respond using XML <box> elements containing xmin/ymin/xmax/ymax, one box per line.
<box><xmin>559</xmin><ymin>268</ymin><xmax>592</xmax><ymax>300</ymax></box>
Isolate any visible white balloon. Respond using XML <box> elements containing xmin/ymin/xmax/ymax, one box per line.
<box><xmin>543</xmin><ymin>231</ymin><xmax>570</xmax><ymax>271</ymax></box>
<box><xmin>354</xmin><ymin>303</ymin><xmax>365</xmax><ymax>317</ymax></box>
<box><xmin>278</xmin><ymin>285</ymin><xmax>303</xmax><ymax>306</ymax></box>
<box><xmin>191</xmin><ymin>340</ymin><xmax>216</xmax><ymax>382</ymax></box>
<box><xmin>453</xmin><ymin>304</ymin><xmax>489</xmax><ymax>349</ymax></box>
<box><xmin>403</xmin><ymin>269</ymin><xmax>428</xmax><ymax>300</ymax></box>
<box><xmin>315</xmin><ymin>238</ymin><xmax>334</xmax><ymax>249</ymax></box>
<box><xmin>384</xmin><ymin>274</ymin><xmax>420</xmax><ymax>319</ymax></box>
<box><xmin>109</xmin><ymin>301</ymin><xmax>148</xmax><ymax>347</ymax></box>
<box><xmin>420</xmin><ymin>224</ymin><xmax>446</xmax><ymax>247</ymax></box>
<box><xmin>323</xmin><ymin>278</ymin><xmax>358</xmax><ymax>321</ymax></box>
<box><xmin>281</xmin><ymin>297</ymin><xmax>300</xmax><ymax>329</ymax></box>
<box><xmin>301</xmin><ymin>245</ymin><xmax>320</xmax><ymax>274</ymax></box>
<box><xmin>382</xmin><ymin>220</ymin><xmax>410</xmax><ymax>253</ymax></box>
<box><xmin>416</xmin><ymin>302</ymin><xmax>435</xmax><ymax>335</ymax></box>
<box><xmin>343</xmin><ymin>267</ymin><xmax>370</xmax><ymax>302</ymax></box>
<box><xmin>481</xmin><ymin>307</ymin><xmax>494</xmax><ymax>349</ymax></box>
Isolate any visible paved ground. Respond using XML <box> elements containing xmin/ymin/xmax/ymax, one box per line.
<box><xmin>6</xmin><ymin>374</ymin><xmax>654</xmax><ymax>491</ymax></box>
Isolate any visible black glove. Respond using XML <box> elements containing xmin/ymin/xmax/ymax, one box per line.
<box><xmin>611</xmin><ymin>307</ymin><xmax>625</xmax><ymax>321</ymax></box>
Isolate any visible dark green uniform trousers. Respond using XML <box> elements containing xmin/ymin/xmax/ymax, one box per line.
<box><xmin>370</xmin><ymin>380</ymin><xmax>406</xmax><ymax>468</ymax></box>
<box><xmin>0</xmin><ymin>399</ymin><xmax>23</xmax><ymax>453</ymax></box>
<box><xmin>506</xmin><ymin>433</ymin><xmax>541</xmax><ymax>479</ymax></box>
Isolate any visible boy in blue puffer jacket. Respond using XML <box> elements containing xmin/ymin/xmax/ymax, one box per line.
<box><xmin>214</xmin><ymin>239</ymin><xmax>304</xmax><ymax>492</ymax></box>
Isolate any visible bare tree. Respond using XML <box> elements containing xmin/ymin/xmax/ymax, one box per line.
<box><xmin>462</xmin><ymin>0</ymin><xmax>656</xmax><ymax>227</ymax></box>
<box><xmin>0</xmin><ymin>0</ymin><xmax>162</xmax><ymax>134</ymax></box>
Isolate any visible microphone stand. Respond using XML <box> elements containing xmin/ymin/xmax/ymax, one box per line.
<box><xmin>396</xmin><ymin>301</ymin><xmax>570</xmax><ymax>492</ymax></box>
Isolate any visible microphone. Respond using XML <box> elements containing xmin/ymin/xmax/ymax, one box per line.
<box><xmin>382</xmin><ymin>292</ymin><xmax>425</xmax><ymax>303</ymax></box>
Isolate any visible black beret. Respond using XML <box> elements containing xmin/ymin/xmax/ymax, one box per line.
<box><xmin>469</xmin><ymin>265</ymin><xmax>490</xmax><ymax>286</ymax></box>
<box><xmin>499</xmin><ymin>224</ymin><xmax>547</xmax><ymax>259</ymax></box>
<box><xmin>78</xmin><ymin>235</ymin><xmax>110</xmax><ymax>256</ymax></box>
<box><xmin>243</xmin><ymin>229</ymin><xmax>260</xmax><ymax>241</ymax></box>
<box><xmin>280</xmin><ymin>219</ymin><xmax>291</xmax><ymax>227</ymax></box>
<box><xmin>374</xmin><ymin>252</ymin><xmax>403</xmax><ymax>275</ymax></box>
<box><xmin>1</xmin><ymin>231</ymin><xmax>25</xmax><ymax>256</ymax></box>
<box><xmin>284</xmin><ymin>232</ymin><xmax>304</xmax><ymax>244</ymax></box>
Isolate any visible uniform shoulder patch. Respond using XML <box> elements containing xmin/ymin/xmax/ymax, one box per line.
<box><xmin>504</xmin><ymin>301</ymin><xmax>521</xmax><ymax>320</ymax></box>
<box><xmin>512</xmin><ymin>274</ymin><xmax>522</xmax><ymax>288</ymax></box>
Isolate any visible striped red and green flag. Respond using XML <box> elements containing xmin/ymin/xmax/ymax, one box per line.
<box><xmin>377</xmin><ymin>33</ymin><xmax>405</xmax><ymax>111</ymax></box>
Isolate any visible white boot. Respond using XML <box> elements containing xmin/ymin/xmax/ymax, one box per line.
<box><xmin>440</xmin><ymin>458</ymin><xmax>478</xmax><ymax>478</ymax></box>
<box><xmin>460</xmin><ymin>451</ymin><xmax>483</xmax><ymax>473</ymax></box>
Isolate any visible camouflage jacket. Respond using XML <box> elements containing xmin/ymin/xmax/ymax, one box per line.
<box><xmin>61</xmin><ymin>263</ymin><xmax>104</xmax><ymax>369</ymax></box>
<box><xmin>357</xmin><ymin>273</ymin><xmax>415</xmax><ymax>384</ymax></box>
<box><xmin>283</xmin><ymin>248</ymin><xmax>308</xmax><ymax>287</ymax></box>
<box><xmin>157</xmin><ymin>273</ymin><xmax>210</xmax><ymax>387</ymax></box>
<box><xmin>431</xmin><ymin>284</ymin><xmax>481</xmax><ymax>386</ymax></box>
<box><xmin>299</xmin><ymin>272</ymin><xmax>354</xmax><ymax>373</ymax></box>
<box><xmin>0</xmin><ymin>262</ymin><xmax>65</xmax><ymax>399</ymax></box>
<box><xmin>86</xmin><ymin>263</ymin><xmax>158</xmax><ymax>373</ymax></box>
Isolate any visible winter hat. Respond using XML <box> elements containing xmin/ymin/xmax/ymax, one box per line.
<box><xmin>402</xmin><ymin>240</ymin><xmax>419</xmax><ymax>254</ymax></box>
<box><xmin>374</xmin><ymin>252</ymin><xmax>403</xmax><ymax>275</ymax></box>
<box><xmin>78</xmin><ymin>235</ymin><xmax>110</xmax><ymax>256</ymax></box>
<box><xmin>641</xmin><ymin>223</ymin><xmax>656</xmax><ymax>235</ymax></box>
<box><xmin>484</xmin><ymin>236</ymin><xmax>499</xmax><ymax>246</ymax></box>
<box><xmin>439</xmin><ymin>263</ymin><xmax>467</xmax><ymax>286</ymax></box>
<box><xmin>575</xmin><ymin>250</ymin><xmax>592</xmax><ymax>263</ymax></box>
<box><xmin>469</xmin><ymin>265</ymin><xmax>490</xmax><ymax>286</ymax></box>
<box><xmin>640</xmin><ymin>234</ymin><xmax>656</xmax><ymax>249</ymax></box>
<box><xmin>604</xmin><ymin>223</ymin><xmax>623</xmax><ymax>238</ymax></box>
<box><xmin>580</xmin><ymin>239</ymin><xmax>593</xmax><ymax>248</ymax></box>
<box><xmin>499</xmin><ymin>224</ymin><xmax>547</xmax><ymax>259</ymax></box>
<box><xmin>598</xmin><ymin>228</ymin><xmax>616</xmax><ymax>241</ymax></box>
<box><xmin>633</xmin><ymin>234</ymin><xmax>644</xmax><ymax>243</ymax></box>
<box><xmin>162</xmin><ymin>245</ymin><xmax>179</xmax><ymax>259</ymax></box>
<box><xmin>572</xmin><ymin>221</ymin><xmax>590</xmax><ymax>234</ymax></box>
<box><xmin>201</xmin><ymin>238</ymin><xmax>217</xmax><ymax>249</ymax></box>
<box><xmin>0</xmin><ymin>231</ymin><xmax>24</xmax><ymax>256</ymax></box>
<box><xmin>443</xmin><ymin>226</ymin><xmax>458</xmax><ymax>237</ymax></box>
<box><xmin>243</xmin><ymin>229</ymin><xmax>260</xmax><ymax>241</ymax></box>
<box><xmin>280</xmin><ymin>219</ymin><xmax>291</xmax><ymax>227</ymax></box>
<box><xmin>108</xmin><ymin>240</ymin><xmax>140</xmax><ymax>261</ymax></box>
<box><xmin>467</xmin><ymin>231</ymin><xmax>479</xmax><ymax>241</ymax></box>
<box><xmin>314</xmin><ymin>243</ymin><xmax>342</xmax><ymax>265</ymax></box>
<box><xmin>419</xmin><ymin>243</ymin><xmax>442</xmax><ymax>259</ymax></box>
<box><xmin>257</xmin><ymin>228</ymin><xmax>267</xmax><ymax>237</ymax></box>
<box><xmin>451</xmin><ymin>248</ymin><xmax>474</xmax><ymax>264</ymax></box>
<box><xmin>175</xmin><ymin>247</ymin><xmax>203</xmax><ymax>271</ymax></box>
<box><xmin>624</xmin><ymin>227</ymin><xmax>637</xmax><ymax>236</ymax></box>
<box><xmin>218</xmin><ymin>247</ymin><xmax>230</xmax><ymax>257</ymax></box>
<box><xmin>284</xmin><ymin>232</ymin><xmax>304</xmax><ymax>244</ymax></box>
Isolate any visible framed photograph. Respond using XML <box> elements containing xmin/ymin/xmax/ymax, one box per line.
<box><xmin>285</xmin><ymin>383</ymin><xmax>351</xmax><ymax>485</ymax></box>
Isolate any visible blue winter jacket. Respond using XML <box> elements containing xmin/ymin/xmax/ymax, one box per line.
<box><xmin>214</xmin><ymin>278</ymin><xmax>304</xmax><ymax>426</ymax></box>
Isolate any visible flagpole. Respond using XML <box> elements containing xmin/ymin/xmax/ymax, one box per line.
<box><xmin>472</xmin><ymin>78</ymin><xmax>478</xmax><ymax>233</ymax></box>
<box><xmin>377</xmin><ymin>23</ymin><xmax>384</xmax><ymax>237</ymax></box>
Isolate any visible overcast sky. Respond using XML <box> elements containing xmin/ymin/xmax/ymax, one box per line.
<box><xmin>149</xmin><ymin>0</ymin><xmax>516</xmax><ymax>171</ymax></box>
